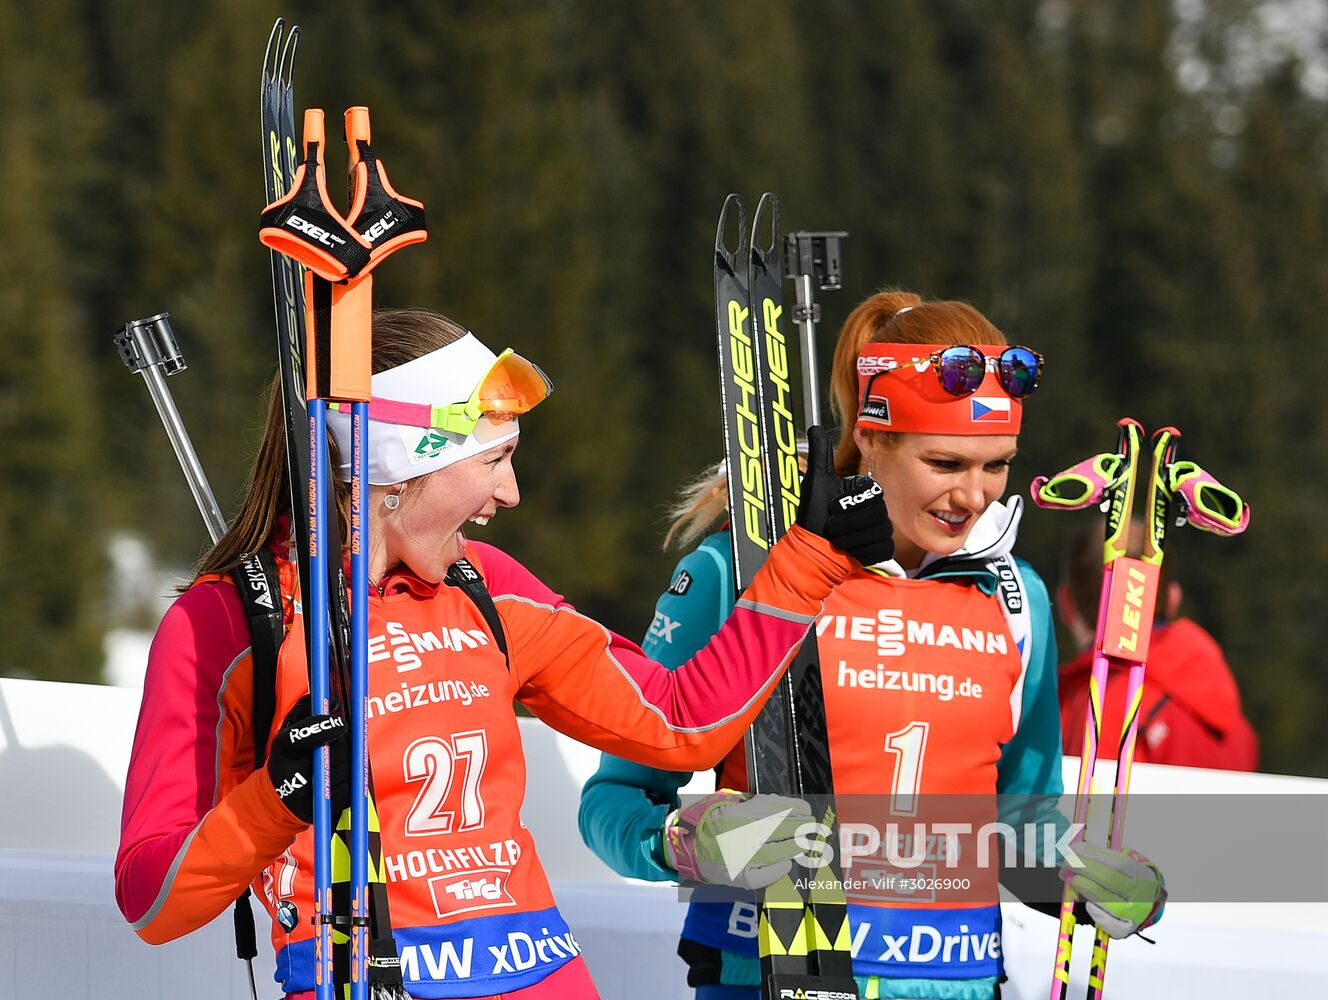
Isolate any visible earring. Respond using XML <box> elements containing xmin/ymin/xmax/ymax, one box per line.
<box><xmin>384</xmin><ymin>492</ymin><xmax>401</xmax><ymax>511</ymax></box>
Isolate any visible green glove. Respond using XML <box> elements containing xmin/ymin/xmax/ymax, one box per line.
<box><xmin>662</xmin><ymin>789</ymin><xmax>814</xmax><ymax>890</ymax></box>
<box><xmin>1063</xmin><ymin>842</ymin><xmax>1167</xmax><ymax>939</ymax></box>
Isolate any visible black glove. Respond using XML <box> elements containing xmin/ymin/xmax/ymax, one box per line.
<box><xmin>796</xmin><ymin>424</ymin><xmax>893</xmax><ymax>566</ymax></box>
<box><xmin>266</xmin><ymin>696</ymin><xmax>351</xmax><ymax>824</ymax></box>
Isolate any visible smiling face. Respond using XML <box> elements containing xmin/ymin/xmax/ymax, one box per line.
<box><xmin>855</xmin><ymin>430</ymin><xmax>1017</xmax><ymax>570</ymax></box>
<box><xmin>375</xmin><ymin>439</ymin><xmax>521</xmax><ymax>583</ymax></box>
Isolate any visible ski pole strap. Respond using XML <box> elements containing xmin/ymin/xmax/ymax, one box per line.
<box><xmin>232</xmin><ymin>888</ymin><xmax>258</xmax><ymax>960</ymax></box>
<box><xmin>300</xmin><ymin>271</ymin><xmax>372</xmax><ymax>404</ymax></box>
<box><xmin>345</xmin><ymin>106</ymin><xmax>428</xmax><ymax>274</ymax></box>
<box><xmin>1030</xmin><ymin>452</ymin><xmax>1125</xmax><ymax>510</ymax></box>
<box><xmin>1166</xmin><ymin>460</ymin><xmax>1250</xmax><ymax>536</ymax></box>
<box><xmin>445</xmin><ymin>559</ymin><xmax>510</xmax><ymax>665</ymax></box>
<box><xmin>260</xmin><ymin>109</ymin><xmax>372</xmax><ymax>282</ymax></box>
<box><xmin>304</xmin><ymin>272</ymin><xmax>374</xmax><ymax>403</ymax></box>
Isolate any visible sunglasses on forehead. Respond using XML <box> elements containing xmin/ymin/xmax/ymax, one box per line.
<box><xmin>863</xmin><ymin>345</ymin><xmax>1044</xmax><ymax>401</ymax></box>
<box><xmin>330</xmin><ymin>348</ymin><xmax>554</xmax><ymax>437</ymax></box>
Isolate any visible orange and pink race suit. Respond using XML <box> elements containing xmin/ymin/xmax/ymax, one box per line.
<box><xmin>116</xmin><ymin>528</ymin><xmax>851</xmax><ymax>997</ymax></box>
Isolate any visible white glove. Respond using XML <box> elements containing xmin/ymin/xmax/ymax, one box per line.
<box><xmin>1063</xmin><ymin>841</ymin><xmax>1167</xmax><ymax>939</ymax></box>
<box><xmin>662</xmin><ymin>789</ymin><xmax>813</xmax><ymax>890</ymax></box>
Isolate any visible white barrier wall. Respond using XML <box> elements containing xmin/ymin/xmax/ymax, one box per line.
<box><xmin>2</xmin><ymin>677</ymin><xmax>1326</xmax><ymax>998</ymax></box>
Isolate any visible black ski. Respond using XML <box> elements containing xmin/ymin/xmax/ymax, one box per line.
<box><xmin>262</xmin><ymin>19</ymin><xmax>311</xmax><ymax>604</ymax></box>
<box><xmin>714</xmin><ymin>195</ymin><xmax>768</xmax><ymax>581</ymax></box>
<box><xmin>713</xmin><ymin>193</ymin><xmax>857</xmax><ymax>997</ymax></box>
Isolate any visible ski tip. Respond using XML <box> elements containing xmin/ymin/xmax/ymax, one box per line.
<box><xmin>716</xmin><ymin>193</ymin><xmax>747</xmax><ymax>257</ymax></box>
<box><xmin>263</xmin><ymin>19</ymin><xmax>283</xmax><ymax>87</ymax></box>
<box><xmin>278</xmin><ymin>24</ymin><xmax>300</xmax><ymax>84</ymax></box>
<box><xmin>751</xmin><ymin>192</ymin><xmax>781</xmax><ymax>257</ymax></box>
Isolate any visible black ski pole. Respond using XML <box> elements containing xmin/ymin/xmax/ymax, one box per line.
<box><xmin>713</xmin><ymin>194</ymin><xmax>858</xmax><ymax>999</ymax></box>
<box><xmin>782</xmin><ymin>231</ymin><xmax>847</xmax><ymax>428</ymax></box>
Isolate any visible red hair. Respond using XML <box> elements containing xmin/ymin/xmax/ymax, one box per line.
<box><xmin>829</xmin><ymin>291</ymin><xmax>1008</xmax><ymax>474</ymax></box>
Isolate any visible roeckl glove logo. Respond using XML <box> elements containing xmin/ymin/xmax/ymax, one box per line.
<box><xmin>288</xmin><ymin>716</ymin><xmax>344</xmax><ymax>743</ymax></box>
<box><xmin>836</xmin><ymin>481</ymin><xmax>883</xmax><ymax>510</ymax></box>
<box><xmin>274</xmin><ymin>772</ymin><xmax>308</xmax><ymax>800</ymax></box>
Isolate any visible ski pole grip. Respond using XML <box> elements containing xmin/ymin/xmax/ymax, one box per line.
<box><xmin>114</xmin><ymin>312</ymin><xmax>187</xmax><ymax>377</ymax></box>
<box><xmin>302</xmin><ymin>107</ymin><xmax>325</xmax><ymax>160</ymax></box>
<box><xmin>345</xmin><ymin>106</ymin><xmax>371</xmax><ymax>152</ymax></box>
<box><xmin>1030</xmin><ymin>452</ymin><xmax>1125</xmax><ymax>511</ymax></box>
<box><xmin>1167</xmin><ymin>461</ymin><xmax>1251</xmax><ymax>536</ymax></box>
<box><xmin>783</xmin><ymin>231</ymin><xmax>848</xmax><ymax>291</ymax></box>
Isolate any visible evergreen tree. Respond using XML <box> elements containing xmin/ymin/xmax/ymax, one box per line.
<box><xmin>4</xmin><ymin>0</ymin><xmax>1326</xmax><ymax>774</ymax></box>
<box><xmin>1221</xmin><ymin>63</ymin><xmax>1328</xmax><ymax>774</ymax></box>
<box><xmin>0</xmin><ymin>0</ymin><xmax>110</xmax><ymax>681</ymax></box>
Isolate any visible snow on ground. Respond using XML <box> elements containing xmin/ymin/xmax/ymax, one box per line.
<box><xmin>102</xmin><ymin>532</ymin><xmax>187</xmax><ymax>688</ymax></box>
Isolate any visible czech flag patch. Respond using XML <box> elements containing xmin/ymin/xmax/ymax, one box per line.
<box><xmin>970</xmin><ymin>396</ymin><xmax>1011</xmax><ymax>422</ymax></box>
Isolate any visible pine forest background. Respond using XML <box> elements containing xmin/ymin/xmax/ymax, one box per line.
<box><xmin>3</xmin><ymin>0</ymin><xmax>1327</xmax><ymax>775</ymax></box>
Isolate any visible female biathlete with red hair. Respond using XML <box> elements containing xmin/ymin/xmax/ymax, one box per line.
<box><xmin>579</xmin><ymin>291</ymin><xmax>1167</xmax><ymax>999</ymax></box>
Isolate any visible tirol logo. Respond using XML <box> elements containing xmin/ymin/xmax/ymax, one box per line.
<box><xmin>427</xmin><ymin>868</ymin><xmax>516</xmax><ymax>919</ymax></box>
<box><xmin>667</xmin><ymin>570</ymin><xmax>693</xmax><ymax>596</ymax></box>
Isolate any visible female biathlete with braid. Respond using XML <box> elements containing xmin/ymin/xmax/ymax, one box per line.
<box><xmin>114</xmin><ymin>308</ymin><xmax>890</xmax><ymax>999</ymax></box>
<box><xmin>578</xmin><ymin>291</ymin><xmax>1167</xmax><ymax>1000</ymax></box>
